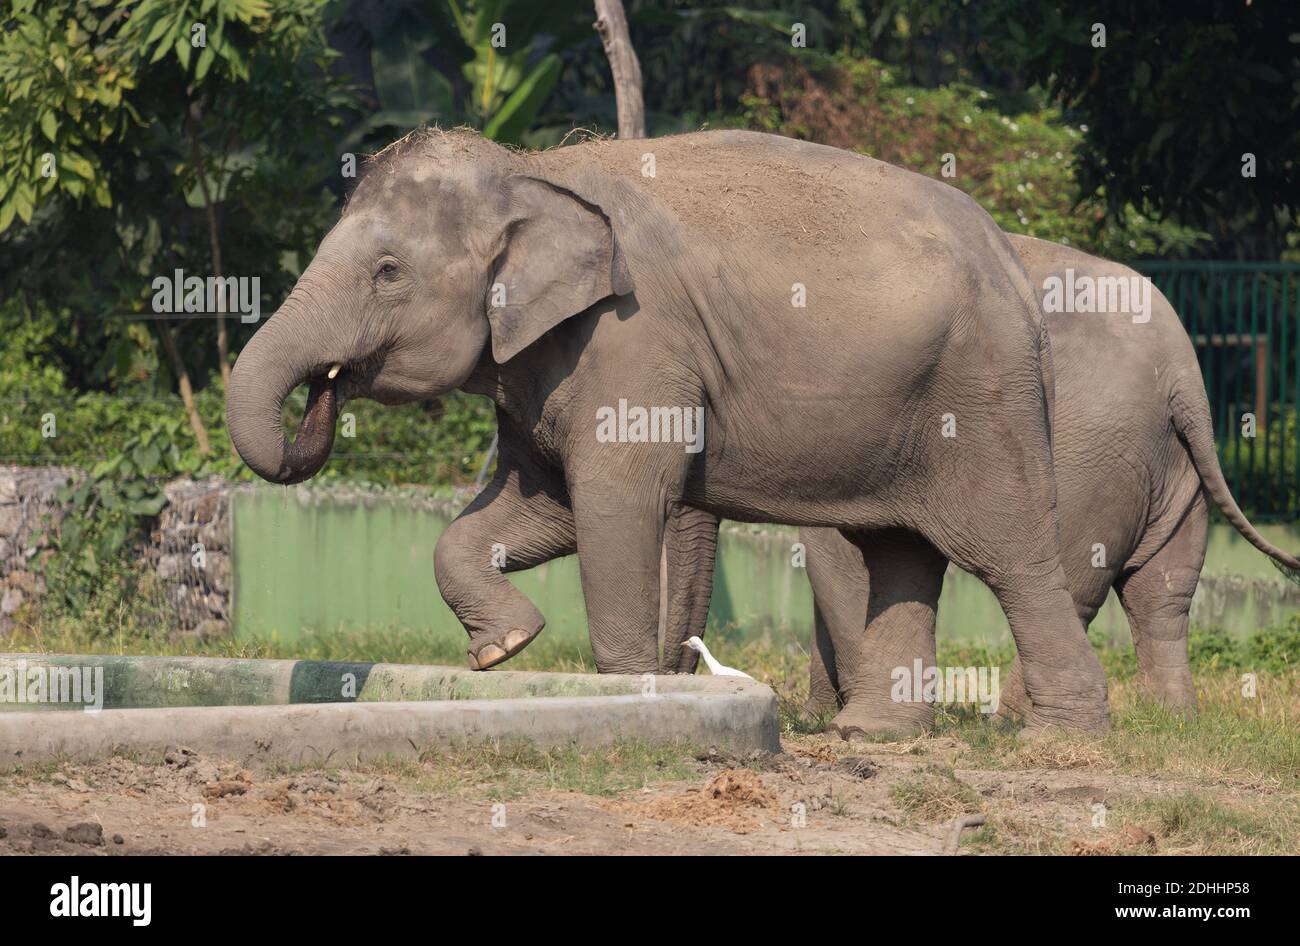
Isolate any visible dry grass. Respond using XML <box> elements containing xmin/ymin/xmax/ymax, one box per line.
<box><xmin>345</xmin><ymin>740</ymin><xmax>703</xmax><ymax>802</ymax></box>
<box><xmin>889</xmin><ymin>765</ymin><xmax>983</xmax><ymax>822</ymax></box>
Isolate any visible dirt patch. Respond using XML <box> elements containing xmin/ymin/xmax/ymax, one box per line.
<box><xmin>607</xmin><ymin>768</ymin><xmax>781</xmax><ymax>834</ymax></box>
<box><xmin>0</xmin><ymin>732</ymin><xmax>1291</xmax><ymax>855</ymax></box>
<box><xmin>1071</xmin><ymin>824</ymin><xmax>1159</xmax><ymax>856</ymax></box>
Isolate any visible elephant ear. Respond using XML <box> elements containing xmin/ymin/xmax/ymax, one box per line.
<box><xmin>486</xmin><ymin>175</ymin><xmax>635</xmax><ymax>363</ymax></box>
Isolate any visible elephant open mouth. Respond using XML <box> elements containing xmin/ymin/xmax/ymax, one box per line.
<box><xmin>278</xmin><ymin>371</ymin><xmax>340</xmax><ymax>485</ymax></box>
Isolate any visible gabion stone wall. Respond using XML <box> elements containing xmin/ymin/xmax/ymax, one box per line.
<box><xmin>0</xmin><ymin>467</ymin><xmax>233</xmax><ymax>640</ymax></box>
<box><xmin>0</xmin><ymin>468</ymin><xmax>470</xmax><ymax>641</ymax></box>
<box><xmin>0</xmin><ymin>466</ymin><xmax>79</xmax><ymax>634</ymax></box>
<box><xmin>147</xmin><ymin>476</ymin><xmax>232</xmax><ymax>641</ymax></box>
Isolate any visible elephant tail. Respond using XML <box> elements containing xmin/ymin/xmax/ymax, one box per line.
<box><xmin>1171</xmin><ymin>378</ymin><xmax>1300</xmax><ymax>581</ymax></box>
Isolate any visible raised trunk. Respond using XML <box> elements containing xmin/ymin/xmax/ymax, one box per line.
<box><xmin>226</xmin><ymin>300</ymin><xmax>340</xmax><ymax>484</ymax></box>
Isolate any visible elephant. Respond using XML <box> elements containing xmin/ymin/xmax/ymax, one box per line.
<box><xmin>797</xmin><ymin>235</ymin><xmax>1300</xmax><ymax>738</ymax></box>
<box><xmin>415</xmin><ymin>233</ymin><xmax>1300</xmax><ymax>741</ymax></box>
<box><xmin>227</xmin><ymin>127</ymin><xmax>1111</xmax><ymax>731</ymax></box>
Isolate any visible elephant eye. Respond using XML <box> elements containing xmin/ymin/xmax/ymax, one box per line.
<box><xmin>376</xmin><ymin>259</ymin><xmax>399</xmax><ymax>278</ymax></box>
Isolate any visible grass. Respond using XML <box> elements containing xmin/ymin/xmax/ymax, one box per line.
<box><xmin>928</xmin><ymin>670</ymin><xmax>1300</xmax><ymax>791</ymax></box>
<box><xmin>1113</xmin><ymin>792</ymin><xmax>1300</xmax><ymax>856</ymax></box>
<box><xmin>4</xmin><ymin>597</ymin><xmax>602</xmax><ymax>673</ymax></box>
<box><xmin>347</xmin><ymin>740</ymin><xmax>706</xmax><ymax>802</ymax></box>
<box><xmin>962</xmin><ymin>814</ymin><xmax>1075</xmax><ymax>855</ymax></box>
<box><xmin>889</xmin><ymin>764</ymin><xmax>983</xmax><ymax>822</ymax></box>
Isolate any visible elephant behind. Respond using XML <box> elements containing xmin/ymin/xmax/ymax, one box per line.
<box><xmin>798</xmin><ymin>235</ymin><xmax>1300</xmax><ymax>738</ymax></box>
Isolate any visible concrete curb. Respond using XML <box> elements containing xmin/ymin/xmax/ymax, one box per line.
<box><xmin>0</xmin><ymin>653</ymin><xmax>780</xmax><ymax>768</ymax></box>
<box><xmin>0</xmin><ymin>689</ymin><xmax>780</xmax><ymax>771</ymax></box>
<box><xmin>0</xmin><ymin>653</ymin><xmax>762</xmax><ymax>708</ymax></box>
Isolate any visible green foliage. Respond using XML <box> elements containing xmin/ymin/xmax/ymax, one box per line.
<box><xmin>940</xmin><ymin>618</ymin><xmax>1300</xmax><ymax>680</ymax></box>
<box><xmin>1189</xmin><ymin>619</ymin><xmax>1300</xmax><ymax>674</ymax></box>
<box><xmin>977</xmin><ymin>0</ymin><xmax>1299</xmax><ymax>259</ymax></box>
<box><xmin>0</xmin><ymin>0</ymin><xmax>340</xmax><ymax>232</ymax></box>
<box><xmin>0</xmin><ymin>376</ymin><xmax>497</xmax><ymax>489</ymax></box>
<box><xmin>0</xmin><ymin>0</ymin><xmax>136</xmax><ymax>229</ymax></box>
<box><xmin>124</xmin><ymin>0</ymin><xmax>273</xmax><ymax>81</ymax></box>
<box><xmin>1220</xmin><ymin>406</ymin><xmax>1300</xmax><ymax>519</ymax></box>
<box><xmin>297</xmin><ymin>390</ymin><xmax>497</xmax><ymax>486</ymax></box>
<box><xmin>336</xmin><ymin>0</ymin><xmax>591</xmax><ymax>150</ymax></box>
<box><xmin>737</xmin><ymin>53</ymin><xmax>1207</xmax><ymax>261</ymax></box>
<box><xmin>0</xmin><ymin>0</ymin><xmax>351</xmax><ymax>399</ymax></box>
<box><xmin>38</xmin><ymin>415</ymin><xmax>190</xmax><ymax>612</ymax></box>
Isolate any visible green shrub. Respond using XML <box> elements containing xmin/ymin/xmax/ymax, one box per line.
<box><xmin>1187</xmin><ymin>618</ymin><xmax>1300</xmax><ymax>673</ymax></box>
<box><xmin>737</xmin><ymin>53</ymin><xmax>1207</xmax><ymax>262</ymax></box>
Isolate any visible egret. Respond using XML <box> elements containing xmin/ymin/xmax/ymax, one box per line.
<box><xmin>681</xmin><ymin>636</ymin><xmax>753</xmax><ymax>679</ymax></box>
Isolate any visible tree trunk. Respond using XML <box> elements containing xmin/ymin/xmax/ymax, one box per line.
<box><xmin>187</xmin><ymin>100</ymin><xmax>230</xmax><ymax>391</ymax></box>
<box><xmin>157</xmin><ymin>322</ymin><xmax>212</xmax><ymax>457</ymax></box>
<box><xmin>593</xmin><ymin>0</ymin><xmax>646</xmax><ymax>140</ymax></box>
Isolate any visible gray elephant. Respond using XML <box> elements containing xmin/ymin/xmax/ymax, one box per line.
<box><xmin>424</xmin><ymin>232</ymin><xmax>1300</xmax><ymax>740</ymax></box>
<box><xmin>227</xmin><ymin>127</ymin><xmax>1109</xmax><ymax>731</ymax></box>
<box><xmin>799</xmin><ymin>235</ymin><xmax>1300</xmax><ymax>738</ymax></box>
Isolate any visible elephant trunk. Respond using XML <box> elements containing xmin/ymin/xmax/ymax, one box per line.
<box><xmin>226</xmin><ymin>297</ymin><xmax>341</xmax><ymax>485</ymax></box>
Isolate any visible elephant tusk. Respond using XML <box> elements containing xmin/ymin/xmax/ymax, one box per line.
<box><xmin>327</xmin><ymin>363</ymin><xmax>342</xmax><ymax>380</ymax></box>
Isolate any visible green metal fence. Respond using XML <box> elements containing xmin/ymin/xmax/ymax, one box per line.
<box><xmin>1138</xmin><ymin>262</ymin><xmax>1300</xmax><ymax>521</ymax></box>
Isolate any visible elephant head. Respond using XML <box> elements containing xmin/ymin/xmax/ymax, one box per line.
<box><xmin>227</xmin><ymin>130</ymin><xmax>634</xmax><ymax>484</ymax></box>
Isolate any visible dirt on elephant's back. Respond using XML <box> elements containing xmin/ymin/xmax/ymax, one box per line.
<box><xmin>531</xmin><ymin>131</ymin><xmax>893</xmax><ymax>254</ymax></box>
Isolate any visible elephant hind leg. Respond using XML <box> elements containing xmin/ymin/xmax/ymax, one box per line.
<box><xmin>810</xmin><ymin>529</ymin><xmax>946</xmax><ymax>740</ymax></box>
<box><xmin>1114</xmin><ymin>493</ymin><xmax>1208</xmax><ymax>715</ymax></box>
<box><xmin>998</xmin><ymin>584</ymin><xmax>1113</xmax><ymax>724</ymax></box>
<box><xmin>806</xmin><ymin>599</ymin><xmax>842</xmax><ymax>718</ymax></box>
<box><xmin>922</xmin><ymin>500</ymin><xmax>1111</xmax><ymax>731</ymax></box>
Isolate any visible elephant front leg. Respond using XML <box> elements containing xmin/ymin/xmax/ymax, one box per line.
<box><xmin>660</xmin><ymin>505</ymin><xmax>721</xmax><ymax>673</ymax></box>
<box><xmin>571</xmin><ymin>485</ymin><xmax>669</xmax><ymax>674</ymax></box>
<box><xmin>434</xmin><ymin>458</ymin><xmax>576</xmax><ymax>670</ymax></box>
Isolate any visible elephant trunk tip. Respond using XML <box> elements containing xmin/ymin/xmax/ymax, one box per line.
<box><xmin>275</xmin><ymin>375</ymin><xmax>341</xmax><ymax>485</ymax></box>
<box><xmin>227</xmin><ymin>354</ymin><xmax>342</xmax><ymax>486</ymax></box>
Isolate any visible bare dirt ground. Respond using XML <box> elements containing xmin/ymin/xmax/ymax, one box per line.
<box><xmin>0</xmin><ymin>732</ymin><xmax>1249</xmax><ymax>855</ymax></box>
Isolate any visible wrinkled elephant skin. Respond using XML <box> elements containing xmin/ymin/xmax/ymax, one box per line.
<box><xmin>227</xmin><ymin>128</ymin><xmax>1110</xmax><ymax>732</ymax></box>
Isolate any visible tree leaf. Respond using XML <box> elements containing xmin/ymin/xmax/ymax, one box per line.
<box><xmin>482</xmin><ymin>54</ymin><xmax>562</xmax><ymax>144</ymax></box>
<box><xmin>195</xmin><ymin>44</ymin><xmax>215</xmax><ymax>80</ymax></box>
<box><xmin>129</xmin><ymin>493</ymin><xmax>168</xmax><ymax>516</ymax></box>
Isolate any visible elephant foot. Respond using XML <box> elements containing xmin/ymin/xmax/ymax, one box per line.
<box><xmin>467</xmin><ymin>627</ymin><xmax>539</xmax><ymax>671</ymax></box>
<box><xmin>1138</xmin><ymin>672</ymin><xmax>1198</xmax><ymax>719</ymax></box>
<box><xmin>1019</xmin><ymin>703</ymin><xmax>1110</xmax><ymax>734</ymax></box>
<box><xmin>827</xmin><ymin>702</ymin><xmax>933</xmax><ymax>742</ymax></box>
<box><xmin>1016</xmin><ymin>660</ymin><xmax>1111</xmax><ymax>733</ymax></box>
<box><xmin>802</xmin><ymin>693</ymin><xmax>840</xmax><ymax>723</ymax></box>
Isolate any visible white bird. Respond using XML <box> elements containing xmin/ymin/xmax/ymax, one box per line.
<box><xmin>681</xmin><ymin>636</ymin><xmax>753</xmax><ymax>679</ymax></box>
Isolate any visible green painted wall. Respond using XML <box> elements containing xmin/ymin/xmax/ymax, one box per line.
<box><xmin>232</xmin><ymin>489</ymin><xmax>1299</xmax><ymax>647</ymax></box>
<box><xmin>232</xmin><ymin>489</ymin><xmax>588</xmax><ymax>646</ymax></box>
